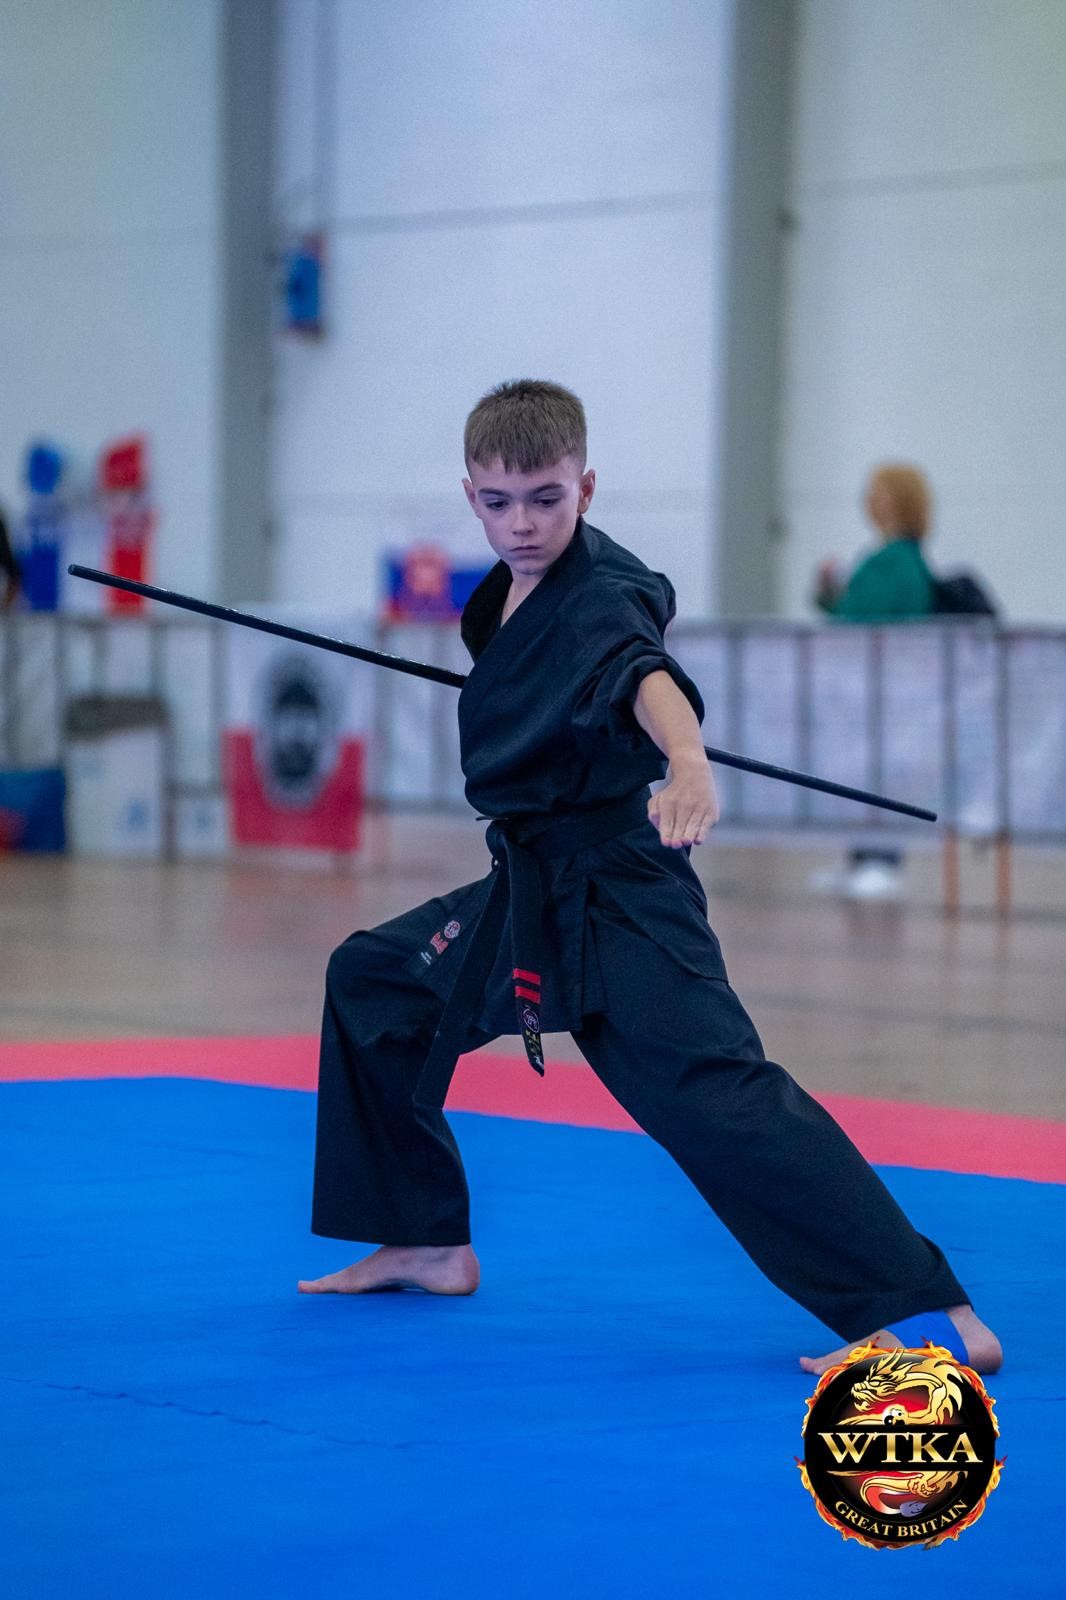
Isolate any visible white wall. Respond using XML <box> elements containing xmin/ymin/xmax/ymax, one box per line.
<box><xmin>9</xmin><ymin>3</ymin><xmax>1065</xmax><ymax>630</ymax></box>
<box><xmin>779</xmin><ymin>0</ymin><xmax>1066</xmax><ymax>623</ymax></box>
<box><xmin>271</xmin><ymin>0</ymin><xmax>738</xmax><ymax>618</ymax></box>
<box><xmin>0</xmin><ymin>0</ymin><xmax>224</xmax><ymax>597</ymax></box>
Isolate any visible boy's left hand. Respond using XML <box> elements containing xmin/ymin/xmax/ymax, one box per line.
<box><xmin>647</xmin><ymin>756</ymin><xmax>720</xmax><ymax>848</ymax></box>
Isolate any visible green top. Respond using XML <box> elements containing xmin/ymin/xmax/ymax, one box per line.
<box><xmin>821</xmin><ymin>536</ymin><xmax>934</xmax><ymax>623</ymax></box>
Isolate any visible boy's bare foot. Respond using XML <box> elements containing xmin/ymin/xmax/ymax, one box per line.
<box><xmin>799</xmin><ymin>1303</ymin><xmax>1002</xmax><ymax>1377</ymax></box>
<box><xmin>298</xmin><ymin>1243</ymin><xmax>480</xmax><ymax>1297</ymax></box>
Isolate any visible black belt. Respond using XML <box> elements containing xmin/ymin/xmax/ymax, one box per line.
<box><xmin>412</xmin><ymin>787</ymin><xmax>650</xmax><ymax>1111</ymax></box>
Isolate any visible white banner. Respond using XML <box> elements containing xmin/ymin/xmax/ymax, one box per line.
<box><xmin>224</xmin><ymin>609</ymin><xmax>375</xmax><ymax>851</ymax></box>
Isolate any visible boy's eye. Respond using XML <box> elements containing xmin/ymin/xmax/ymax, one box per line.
<box><xmin>484</xmin><ymin>500</ymin><xmax>506</xmax><ymax>510</ymax></box>
<box><xmin>534</xmin><ymin>497</ymin><xmax>560</xmax><ymax>507</ymax></box>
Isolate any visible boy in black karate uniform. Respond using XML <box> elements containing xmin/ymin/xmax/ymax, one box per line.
<box><xmin>300</xmin><ymin>380</ymin><xmax>1002</xmax><ymax>1376</ymax></box>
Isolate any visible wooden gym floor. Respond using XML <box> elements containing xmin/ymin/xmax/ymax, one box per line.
<box><xmin>2</xmin><ymin>812</ymin><xmax>1063</xmax><ymax>1121</ymax></box>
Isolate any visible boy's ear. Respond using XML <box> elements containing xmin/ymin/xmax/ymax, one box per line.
<box><xmin>578</xmin><ymin>468</ymin><xmax>596</xmax><ymax>514</ymax></box>
<box><xmin>462</xmin><ymin>477</ymin><xmax>477</xmax><ymax>511</ymax></box>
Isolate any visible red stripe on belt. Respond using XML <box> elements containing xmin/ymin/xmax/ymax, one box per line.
<box><xmin>514</xmin><ymin>985</ymin><xmax>541</xmax><ymax>1003</ymax></box>
<box><xmin>513</xmin><ymin>968</ymin><xmax>541</xmax><ymax>984</ymax></box>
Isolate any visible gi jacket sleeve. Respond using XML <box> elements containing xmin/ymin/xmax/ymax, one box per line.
<box><xmin>567</xmin><ymin>578</ymin><xmax>705</xmax><ymax>761</ymax></box>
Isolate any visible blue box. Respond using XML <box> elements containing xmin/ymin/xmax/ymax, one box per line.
<box><xmin>0</xmin><ymin>767</ymin><xmax>66</xmax><ymax>851</ymax></box>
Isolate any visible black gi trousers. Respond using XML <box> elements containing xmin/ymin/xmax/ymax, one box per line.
<box><xmin>311</xmin><ymin>883</ymin><xmax>967</xmax><ymax>1344</ymax></box>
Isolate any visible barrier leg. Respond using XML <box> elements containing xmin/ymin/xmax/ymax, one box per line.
<box><xmin>942</xmin><ymin>828</ymin><xmax>961</xmax><ymax>916</ymax></box>
<box><xmin>994</xmin><ymin>830</ymin><xmax>1012</xmax><ymax>918</ymax></box>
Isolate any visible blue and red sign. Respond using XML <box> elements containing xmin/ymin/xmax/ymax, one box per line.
<box><xmin>382</xmin><ymin>543</ymin><xmax>491</xmax><ymax>622</ymax></box>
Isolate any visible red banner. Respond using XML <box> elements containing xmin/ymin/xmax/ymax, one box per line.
<box><xmin>224</xmin><ymin>731</ymin><xmax>364</xmax><ymax>851</ymax></box>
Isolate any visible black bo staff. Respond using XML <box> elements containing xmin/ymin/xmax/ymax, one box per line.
<box><xmin>68</xmin><ymin>564</ymin><xmax>938</xmax><ymax>824</ymax></box>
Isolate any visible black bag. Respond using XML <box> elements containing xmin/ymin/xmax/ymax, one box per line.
<box><xmin>931</xmin><ymin>570</ymin><xmax>999</xmax><ymax>618</ymax></box>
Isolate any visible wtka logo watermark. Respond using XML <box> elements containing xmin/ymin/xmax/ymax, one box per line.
<box><xmin>798</xmin><ymin>1341</ymin><xmax>1003</xmax><ymax>1549</ymax></box>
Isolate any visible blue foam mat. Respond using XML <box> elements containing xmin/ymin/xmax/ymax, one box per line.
<box><xmin>0</xmin><ymin>1079</ymin><xmax>1060</xmax><ymax>1598</ymax></box>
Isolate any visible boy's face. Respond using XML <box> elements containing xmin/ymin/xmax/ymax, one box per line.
<box><xmin>463</xmin><ymin>454</ymin><xmax>595</xmax><ymax>583</ymax></box>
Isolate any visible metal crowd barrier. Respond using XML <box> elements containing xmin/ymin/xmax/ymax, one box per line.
<box><xmin>2</xmin><ymin>612</ymin><xmax>1064</xmax><ymax>910</ymax></box>
<box><xmin>0</xmin><ymin>612</ymin><xmax>227</xmax><ymax>857</ymax></box>
<box><xmin>377</xmin><ymin>618</ymin><xmax>1065</xmax><ymax>808</ymax></box>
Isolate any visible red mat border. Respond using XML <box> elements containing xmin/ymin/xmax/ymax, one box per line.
<box><xmin>1</xmin><ymin>1034</ymin><xmax>1063</xmax><ymax>1184</ymax></box>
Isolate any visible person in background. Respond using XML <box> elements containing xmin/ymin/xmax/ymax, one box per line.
<box><xmin>812</xmin><ymin>463</ymin><xmax>934</xmax><ymax>899</ymax></box>
<box><xmin>0</xmin><ymin>506</ymin><xmax>21</xmax><ymax>611</ymax></box>
<box><xmin>816</xmin><ymin>463</ymin><xmax>934</xmax><ymax>622</ymax></box>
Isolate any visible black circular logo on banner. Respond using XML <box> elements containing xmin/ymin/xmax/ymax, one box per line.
<box><xmin>254</xmin><ymin>653</ymin><xmax>340</xmax><ymax>810</ymax></box>
<box><xmin>799</xmin><ymin>1342</ymin><xmax>1003</xmax><ymax>1549</ymax></box>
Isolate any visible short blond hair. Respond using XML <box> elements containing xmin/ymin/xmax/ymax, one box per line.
<box><xmin>869</xmin><ymin>463</ymin><xmax>932</xmax><ymax>538</ymax></box>
<box><xmin>464</xmin><ymin>379</ymin><xmax>587</xmax><ymax>472</ymax></box>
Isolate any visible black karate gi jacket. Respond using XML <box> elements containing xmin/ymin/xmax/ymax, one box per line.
<box><xmin>402</xmin><ymin>517</ymin><xmax>727</xmax><ymax>1042</ymax></box>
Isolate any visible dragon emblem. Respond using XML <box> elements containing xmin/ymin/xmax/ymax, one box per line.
<box><xmin>831</xmin><ymin>1348</ymin><xmax>968</xmax><ymax>1518</ymax></box>
<box><xmin>856</xmin><ymin>1468</ymin><xmax>962</xmax><ymax>1518</ymax></box>
<box><xmin>844</xmin><ymin>1348</ymin><xmax>965</xmax><ymax>1426</ymax></box>
<box><xmin>799</xmin><ymin>1340</ymin><xmax>1003</xmax><ymax>1548</ymax></box>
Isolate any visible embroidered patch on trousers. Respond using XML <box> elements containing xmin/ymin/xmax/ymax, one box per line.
<box><xmin>418</xmin><ymin>919</ymin><xmax>462</xmax><ymax>967</ymax></box>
